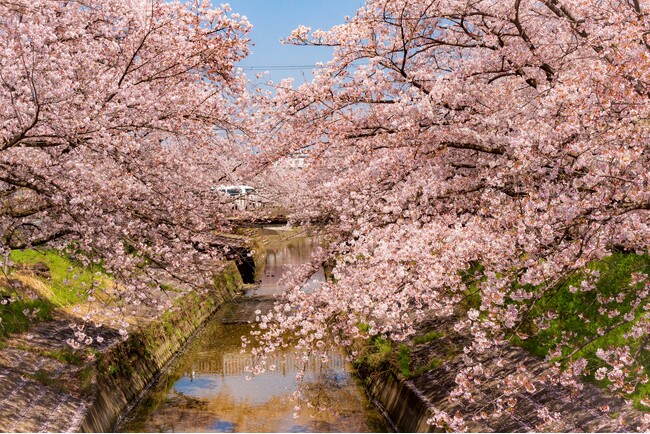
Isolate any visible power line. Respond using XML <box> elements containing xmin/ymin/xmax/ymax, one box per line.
<box><xmin>238</xmin><ymin>64</ymin><xmax>322</xmax><ymax>70</ymax></box>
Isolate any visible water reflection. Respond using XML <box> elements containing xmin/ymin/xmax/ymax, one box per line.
<box><xmin>120</xmin><ymin>323</ymin><xmax>383</xmax><ymax>432</ymax></box>
<box><xmin>118</xmin><ymin>229</ymin><xmax>387</xmax><ymax>433</ymax></box>
<box><xmin>253</xmin><ymin>231</ymin><xmax>326</xmax><ymax>296</ymax></box>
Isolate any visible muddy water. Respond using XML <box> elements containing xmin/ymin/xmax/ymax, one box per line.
<box><xmin>117</xmin><ymin>229</ymin><xmax>389</xmax><ymax>433</ymax></box>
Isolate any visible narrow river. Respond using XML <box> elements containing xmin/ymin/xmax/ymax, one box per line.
<box><xmin>117</xmin><ymin>228</ymin><xmax>389</xmax><ymax>433</ymax></box>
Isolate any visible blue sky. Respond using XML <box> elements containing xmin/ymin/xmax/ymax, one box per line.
<box><xmin>227</xmin><ymin>0</ymin><xmax>362</xmax><ymax>85</ymax></box>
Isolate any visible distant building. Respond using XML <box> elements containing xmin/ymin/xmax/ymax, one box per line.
<box><xmin>212</xmin><ymin>185</ymin><xmax>262</xmax><ymax>211</ymax></box>
<box><xmin>287</xmin><ymin>151</ymin><xmax>309</xmax><ymax>169</ymax></box>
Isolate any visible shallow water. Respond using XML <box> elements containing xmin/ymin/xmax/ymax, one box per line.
<box><xmin>117</xmin><ymin>229</ymin><xmax>388</xmax><ymax>433</ymax></box>
<box><xmin>251</xmin><ymin>233</ymin><xmax>326</xmax><ymax>296</ymax></box>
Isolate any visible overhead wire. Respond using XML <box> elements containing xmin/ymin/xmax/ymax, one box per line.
<box><xmin>238</xmin><ymin>64</ymin><xmax>322</xmax><ymax>70</ymax></box>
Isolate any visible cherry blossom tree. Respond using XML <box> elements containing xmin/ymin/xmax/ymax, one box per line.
<box><xmin>251</xmin><ymin>0</ymin><xmax>650</xmax><ymax>427</ymax></box>
<box><xmin>0</xmin><ymin>0</ymin><xmax>251</xmax><ymax>299</ymax></box>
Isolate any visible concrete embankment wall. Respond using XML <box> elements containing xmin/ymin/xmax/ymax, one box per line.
<box><xmin>358</xmin><ymin>365</ymin><xmax>434</xmax><ymax>433</ymax></box>
<box><xmin>79</xmin><ymin>262</ymin><xmax>243</xmax><ymax>433</ymax></box>
<box><xmin>356</xmin><ymin>318</ymin><xmax>643</xmax><ymax>433</ymax></box>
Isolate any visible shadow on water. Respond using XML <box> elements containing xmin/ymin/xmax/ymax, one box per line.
<box><xmin>117</xmin><ymin>228</ymin><xmax>389</xmax><ymax>433</ymax></box>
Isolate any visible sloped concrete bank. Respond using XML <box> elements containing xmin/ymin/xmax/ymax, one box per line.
<box><xmin>79</xmin><ymin>262</ymin><xmax>243</xmax><ymax>432</ymax></box>
<box><xmin>357</xmin><ymin>365</ymin><xmax>433</xmax><ymax>432</ymax></box>
<box><xmin>356</xmin><ymin>317</ymin><xmax>645</xmax><ymax>433</ymax></box>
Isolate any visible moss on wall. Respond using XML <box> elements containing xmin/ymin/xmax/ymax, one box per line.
<box><xmin>79</xmin><ymin>261</ymin><xmax>243</xmax><ymax>433</ymax></box>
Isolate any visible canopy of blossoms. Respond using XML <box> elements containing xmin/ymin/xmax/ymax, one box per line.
<box><xmin>249</xmin><ymin>0</ymin><xmax>650</xmax><ymax>427</ymax></box>
<box><xmin>0</xmin><ymin>0</ymin><xmax>251</xmax><ymax>295</ymax></box>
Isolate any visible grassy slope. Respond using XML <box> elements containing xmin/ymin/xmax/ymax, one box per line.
<box><xmin>0</xmin><ymin>250</ymin><xmax>109</xmax><ymax>339</ymax></box>
<box><xmin>355</xmin><ymin>253</ymin><xmax>650</xmax><ymax>409</ymax></box>
<box><xmin>509</xmin><ymin>252</ymin><xmax>650</xmax><ymax>408</ymax></box>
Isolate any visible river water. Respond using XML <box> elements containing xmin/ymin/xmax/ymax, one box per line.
<box><xmin>117</xmin><ymin>229</ymin><xmax>389</xmax><ymax>433</ymax></box>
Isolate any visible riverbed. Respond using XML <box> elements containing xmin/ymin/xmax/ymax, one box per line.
<box><xmin>117</xmin><ymin>229</ymin><xmax>389</xmax><ymax>432</ymax></box>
